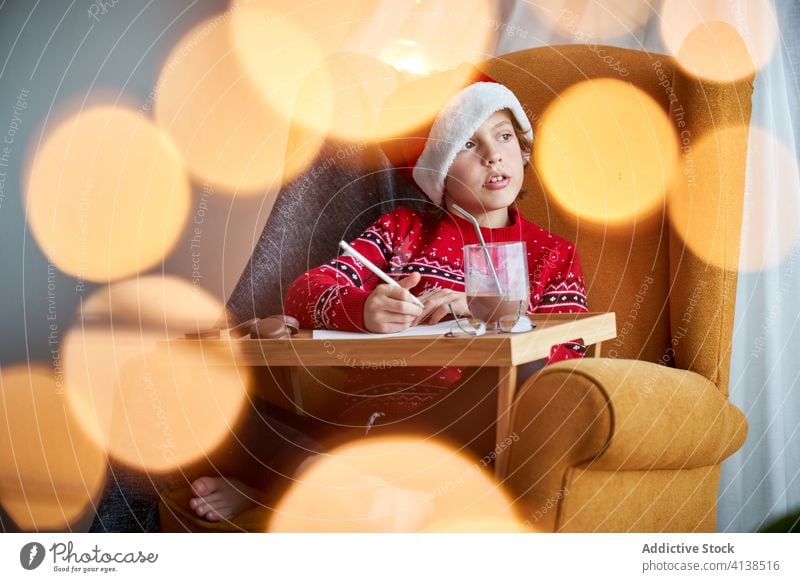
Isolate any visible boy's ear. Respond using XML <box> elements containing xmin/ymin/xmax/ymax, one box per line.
<box><xmin>522</xmin><ymin>152</ymin><xmax>531</xmax><ymax>165</ymax></box>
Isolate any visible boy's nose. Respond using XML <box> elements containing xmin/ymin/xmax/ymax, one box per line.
<box><xmin>483</xmin><ymin>148</ymin><xmax>502</xmax><ymax>164</ymax></box>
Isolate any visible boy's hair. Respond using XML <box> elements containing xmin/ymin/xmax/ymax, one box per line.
<box><xmin>508</xmin><ymin>108</ymin><xmax>533</xmax><ymax>160</ymax></box>
<box><xmin>508</xmin><ymin>109</ymin><xmax>532</xmax><ymax>201</ymax></box>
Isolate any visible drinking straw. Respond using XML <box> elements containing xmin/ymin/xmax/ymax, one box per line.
<box><xmin>451</xmin><ymin>203</ymin><xmax>504</xmax><ymax>294</ymax></box>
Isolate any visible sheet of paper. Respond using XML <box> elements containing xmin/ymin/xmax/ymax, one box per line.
<box><xmin>312</xmin><ymin>320</ymin><xmax>454</xmax><ymax>340</ymax></box>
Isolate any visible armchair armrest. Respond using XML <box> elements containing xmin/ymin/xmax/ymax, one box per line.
<box><xmin>503</xmin><ymin>358</ymin><xmax>747</xmax><ymax>531</ymax></box>
<box><xmin>508</xmin><ymin>358</ymin><xmax>747</xmax><ymax>473</ymax></box>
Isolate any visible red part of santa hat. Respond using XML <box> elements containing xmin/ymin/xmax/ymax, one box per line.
<box><xmin>384</xmin><ymin>70</ymin><xmax>533</xmax><ymax>206</ymax></box>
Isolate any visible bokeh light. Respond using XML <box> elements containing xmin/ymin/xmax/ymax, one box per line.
<box><xmin>231</xmin><ymin>0</ymin><xmax>498</xmax><ymax>142</ymax></box>
<box><xmin>534</xmin><ymin>78</ymin><xmax>678</xmax><ymax>229</ymax></box>
<box><xmin>25</xmin><ymin>106</ymin><xmax>190</xmax><ymax>283</ymax></box>
<box><xmin>293</xmin><ymin>53</ymin><xmax>402</xmax><ymax>144</ymax></box>
<box><xmin>530</xmin><ymin>0</ymin><xmax>653</xmax><ymax>40</ymax></box>
<box><xmin>62</xmin><ymin>276</ymin><xmax>250</xmax><ymax>472</ymax></box>
<box><xmin>154</xmin><ymin>10</ymin><xmax>323</xmax><ymax>195</ymax></box>
<box><xmin>269</xmin><ymin>436</ymin><xmax>523</xmax><ymax>532</ymax></box>
<box><xmin>367</xmin><ymin>0</ymin><xmax>501</xmax><ymax>141</ymax></box>
<box><xmin>379</xmin><ymin>39</ymin><xmax>429</xmax><ymax>76</ymax></box>
<box><xmin>669</xmin><ymin>125</ymin><xmax>800</xmax><ymax>272</ymax></box>
<box><xmin>0</xmin><ymin>364</ymin><xmax>107</xmax><ymax>531</ymax></box>
<box><xmin>81</xmin><ymin>273</ymin><xmax>225</xmax><ymax>333</ymax></box>
<box><xmin>660</xmin><ymin>0</ymin><xmax>777</xmax><ymax>82</ymax></box>
<box><xmin>227</xmin><ymin>0</ymin><xmax>338</xmax><ymax>134</ymax></box>
<box><xmin>370</xmin><ymin>0</ymin><xmax>499</xmax><ymax>74</ymax></box>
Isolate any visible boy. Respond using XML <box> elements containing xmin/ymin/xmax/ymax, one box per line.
<box><xmin>188</xmin><ymin>75</ymin><xmax>587</xmax><ymax>523</ymax></box>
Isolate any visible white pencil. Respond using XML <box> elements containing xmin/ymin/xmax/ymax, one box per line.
<box><xmin>339</xmin><ymin>240</ymin><xmax>425</xmax><ymax>308</ymax></box>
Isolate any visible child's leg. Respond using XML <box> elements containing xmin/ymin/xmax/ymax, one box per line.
<box><xmin>430</xmin><ymin>360</ymin><xmax>546</xmax><ymax>459</ymax></box>
<box><xmin>342</xmin><ymin>361</ymin><xmax>545</xmax><ymax>462</ymax></box>
<box><xmin>189</xmin><ymin>452</ymin><xmax>435</xmax><ymax>531</ymax></box>
<box><xmin>187</xmin><ymin>402</ymin><xmax>324</xmax><ymax>521</ymax></box>
<box><xmin>340</xmin><ymin>367</ymin><xmax>498</xmax><ymax>458</ymax></box>
<box><xmin>184</xmin><ymin>402</ymin><xmax>434</xmax><ymax>530</ymax></box>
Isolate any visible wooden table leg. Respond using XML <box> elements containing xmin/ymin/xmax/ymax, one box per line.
<box><xmin>494</xmin><ymin>365</ymin><xmax>518</xmax><ymax>478</ymax></box>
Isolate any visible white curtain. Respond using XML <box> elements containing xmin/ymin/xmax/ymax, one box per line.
<box><xmin>719</xmin><ymin>0</ymin><xmax>800</xmax><ymax>532</ymax></box>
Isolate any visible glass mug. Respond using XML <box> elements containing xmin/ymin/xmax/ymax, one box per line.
<box><xmin>463</xmin><ymin>241</ymin><xmax>529</xmax><ymax>330</ymax></box>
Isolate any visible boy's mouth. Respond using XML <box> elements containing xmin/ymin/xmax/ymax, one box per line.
<box><xmin>483</xmin><ymin>173</ymin><xmax>510</xmax><ymax>190</ymax></box>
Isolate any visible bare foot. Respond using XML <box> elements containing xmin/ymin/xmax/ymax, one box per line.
<box><xmin>188</xmin><ymin>476</ymin><xmax>263</xmax><ymax>522</ymax></box>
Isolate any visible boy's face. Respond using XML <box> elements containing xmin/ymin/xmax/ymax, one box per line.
<box><xmin>443</xmin><ymin>110</ymin><xmax>527</xmax><ymax>220</ymax></box>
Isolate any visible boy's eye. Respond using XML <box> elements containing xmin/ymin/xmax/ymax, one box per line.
<box><xmin>499</xmin><ymin>132</ymin><xmax>513</xmax><ymax>141</ymax></box>
<box><xmin>464</xmin><ymin>140</ymin><xmax>476</xmax><ymax>150</ymax></box>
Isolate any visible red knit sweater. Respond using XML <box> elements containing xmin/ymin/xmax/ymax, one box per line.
<box><xmin>285</xmin><ymin>205</ymin><xmax>588</xmax><ymax>358</ymax></box>
<box><xmin>284</xmin><ymin>205</ymin><xmax>588</xmax><ymax>421</ymax></box>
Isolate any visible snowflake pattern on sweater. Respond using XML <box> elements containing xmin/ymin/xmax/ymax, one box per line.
<box><xmin>285</xmin><ymin>205</ymin><xmax>587</xmax><ymax>325</ymax></box>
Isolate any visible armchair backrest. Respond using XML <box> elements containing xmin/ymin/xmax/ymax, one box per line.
<box><xmin>481</xmin><ymin>44</ymin><xmax>753</xmax><ymax>395</ymax></box>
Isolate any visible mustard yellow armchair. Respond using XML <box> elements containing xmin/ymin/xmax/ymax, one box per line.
<box><xmin>484</xmin><ymin>44</ymin><xmax>751</xmax><ymax>532</ymax></box>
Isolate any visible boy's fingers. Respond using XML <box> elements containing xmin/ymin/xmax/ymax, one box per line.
<box><xmin>418</xmin><ymin>289</ymin><xmax>446</xmax><ymax>306</ymax></box>
<box><xmin>385</xmin><ymin>286</ymin><xmax>424</xmax><ymax>309</ymax></box>
<box><xmin>383</xmin><ymin>310</ymin><xmax>416</xmax><ymax>323</ymax></box>
<box><xmin>384</xmin><ymin>284</ymin><xmax>406</xmax><ymax>300</ymax></box>
<box><xmin>427</xmin><ymin>304</ymin><xmax>453</xmax><ymax>324</ymax></box>
<box><xmin>382</xmin><ymin>296</ymin><xmax>423</xmax><ymax>316</ymax></box>
<box><xmin>413</xmin><ymin>295</ymin><xmax>457</xmax><ymax>325</ymax></box>
<box><xmin>423</xmin><ymin>292</ymin><xmax>457</xmax><ymax>313</ymax></box>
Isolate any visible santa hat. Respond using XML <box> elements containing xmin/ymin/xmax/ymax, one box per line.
<box><xmin>384</xmin><ymin>71</ymin><xmax>533</xmax><ymax>206</ymax></box>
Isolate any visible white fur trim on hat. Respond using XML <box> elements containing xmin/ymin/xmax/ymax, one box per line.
<box><xmin>412</xmin><ymin>82</ymin><xmax>533</xmax><ymax>206</ymax></box>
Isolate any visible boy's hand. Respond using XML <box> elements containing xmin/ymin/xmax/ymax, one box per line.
<box><xmin>363</xmin><ymin>272</ymin><xmax>423</xmax><ymax>333</ymax></box>
<box><xmin>412</xmin><ymin>289</ymin><xmax>470</xmax><ymax>325</ymax></box>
